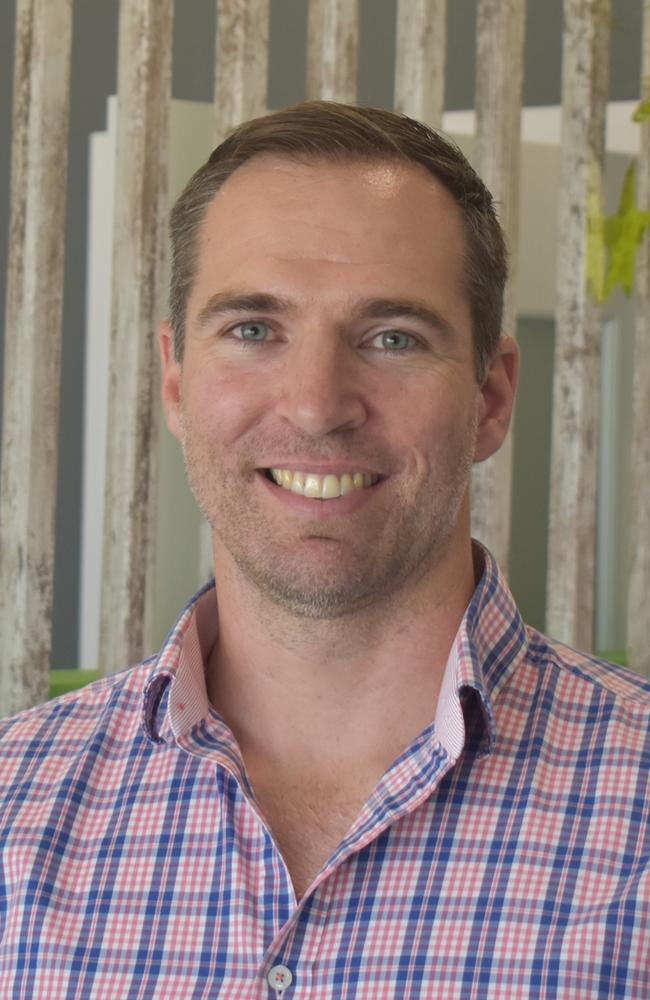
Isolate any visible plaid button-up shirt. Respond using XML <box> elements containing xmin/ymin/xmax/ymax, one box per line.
<box><xmin>1</xmin><ymin>547</ymin><xmax>649</xmax><ymax>999</ymax></box>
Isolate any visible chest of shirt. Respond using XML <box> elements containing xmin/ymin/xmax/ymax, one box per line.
<box><xmin>1</xmin><ymin>732</ymin><xmax>648</xmax><ymax>999</ymax></box>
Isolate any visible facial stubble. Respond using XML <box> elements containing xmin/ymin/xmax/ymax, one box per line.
<box><xmin>179</xmin><ymin>409</ymin><xmax>478</xmax><ymax>622</ymax></box>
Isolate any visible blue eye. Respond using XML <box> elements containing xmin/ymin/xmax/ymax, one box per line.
<box><xmin>380</xmin><ymin>330</ymin><xmax>412</xmax><ymax>351</ymax></box>
<box><xmin>236</xmin><ymin>321</ymin><xmax>269</xmax><ymax>341</ymax></box>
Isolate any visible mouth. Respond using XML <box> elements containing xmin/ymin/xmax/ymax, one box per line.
<box><xmin>263</xmin><ymin>467</ymin><xmax>382</xmax><ymax>501</ymax></box>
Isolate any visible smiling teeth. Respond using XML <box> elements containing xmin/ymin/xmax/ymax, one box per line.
<box><xmin>269</xmin><ymin>469</ymin><xmax>378</xmax><ymax>499</ymax></box>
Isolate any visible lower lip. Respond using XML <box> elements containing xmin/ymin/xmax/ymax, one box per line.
<box><xmin>256</xmin><ymin>471</ymin><xmax>385</xmax><ymax>518</ymax></box>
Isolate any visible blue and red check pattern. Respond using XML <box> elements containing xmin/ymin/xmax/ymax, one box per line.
<box><xmin>1</xmin><ymin>547</ymin><xmax>649</xmax><ymax>998</ymax></box>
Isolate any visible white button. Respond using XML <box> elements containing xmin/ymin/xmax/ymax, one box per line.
<box><xmin>267</xmin><ymin>963</ymin><xmax>293</xmax><ymax>992</ymax></box>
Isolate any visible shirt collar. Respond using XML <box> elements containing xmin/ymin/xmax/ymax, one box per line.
<box><xmin>434</xmin><ymin>542</ymin><xmax>529</xmax><ymax>758</ymax></box>
<box><xmin>142</xmin><ymin>579</ymin><xmax>218</xmax><ymax>744</ymax></box>
<box><xmin>142</xmin><ymin>542</ymin><xmax>528</xmax><ymax>756</ymax></box>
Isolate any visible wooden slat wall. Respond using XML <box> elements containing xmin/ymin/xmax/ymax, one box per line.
<box><xmin>471</xmin><ymin>0</ymin><xmax>526</xmax><ymax>570</ymax></box>
<box><xmin>627</xmin><ymin>1</ymin><xmax>650</xmax><ymax>677</ymax></box>
<box><xmin>306</xmin><ymin>0</ymin><xmax>359</xmax><ymax>102</ymax></box>
<box><xmin>546</xmin><ymin>0</ymin><xmax>610</xmax><ymax>652</ymax></box>
<box><xmin>99</xmin><ymin>0</ymin><xmax>174</xmax><ymax>675</ymax></box>
<box><xmin>394</xmin><ymin>0</ymin><xmax>446</xmax><ymax>127</ymax></box>
<box><xmin>0</xmin><ymin>0</ymin><xmax>73</xmax><ymax>716</ymax></box>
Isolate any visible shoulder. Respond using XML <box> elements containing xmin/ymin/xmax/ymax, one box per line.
<box><xmin>0</xmin><ymin>662</ymin><xmax>156</xmax><ymax>791</ymax></box>
<box><xmin>521</xmin><ymin>626</ymin><xmax>650</xmax><ymax>736</ymax></box>
<box><xmin>526</xmin><ymin>628</ymin><xmax>650</xmax><ymax>700</ymax></box>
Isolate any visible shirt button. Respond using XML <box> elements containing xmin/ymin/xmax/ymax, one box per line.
<box><xmin>267</xmin><ymin>964</ymin><xmax>293</xmax><ymax>992</ymax></box>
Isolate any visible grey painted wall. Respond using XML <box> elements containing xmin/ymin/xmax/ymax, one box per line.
<box><xmin>0</xmin><ymin>0</ymin><xmax>644</xmax><ymax>667</ymax></box>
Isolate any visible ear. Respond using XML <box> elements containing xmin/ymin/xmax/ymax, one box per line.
<box><xmin>160</xmin><ymin>320</ymin><xmax>183</xmax><ymax>441</ymax></box>
<box><xmin>474</xmin><ymin>335</ymin><xmax>520</xmax><ymax>462</ymax></box>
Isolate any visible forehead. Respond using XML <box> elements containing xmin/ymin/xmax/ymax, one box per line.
<box><xmin>202</xmin><ymin>153</ymin><xmax>465</xmax><ymax>238</ymax></box>
<box><xmin>190</xmin><ymin>154</ymin><xmax>470</xmax><ymax>321</ymax></box>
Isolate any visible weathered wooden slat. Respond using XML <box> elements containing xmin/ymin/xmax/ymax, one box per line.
<box><xmin>214</xmin><ymin>0</ymin><xmax>270</xmax><ymax>139</ymax></box>
<box><xmin>546</xmin><ymin>0</ymin><xmax>610</xmax><ymax>650</ymax></box>
<box><xmin>196</xmin><ymin>0</ymin><xmax>272</xmax><ymax>584</ymax></box>
<box><xmin>470</xmin><ymin>0</ymin><xmax>526</xmax><ymax>570</ymax></box>
<box><xmin>99</xmin><ymin>0</ymin><xmax>173</xmax><ymax>675</ymax></box>
<box><xmin>0</xmin><ymin>0</ymin><xmax>73</xmax><ymax>716</ymax></box>
<box><xmin>306</xmin><ymin>0</ymin><xmax>359</xmax><ymax>102</ymax></box>
<box><xmin>394</xmin><ymin>0</ymin><xmax>446</xmax><ymax>127</ymax></box>
<box><xmin>627</xmin><ymin>1</ymin><xmax>650</xmax><ymax>677</ymax></box>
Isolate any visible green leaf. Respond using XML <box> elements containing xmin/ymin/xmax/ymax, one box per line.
<box><xmin>603</xmin><ymin>164</ymin><xmax>650</xmax><ymax>298</ymax></box>
<box><xmin>633</xmin><ymin>99</ymin><xmax>650</xmax><ymax>123</ymax></box>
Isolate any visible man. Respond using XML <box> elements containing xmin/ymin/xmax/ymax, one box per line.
<box><xmin>1</xmin><ymin>102</ymin><xmax>648</xmax><ymax>999</ymax></box>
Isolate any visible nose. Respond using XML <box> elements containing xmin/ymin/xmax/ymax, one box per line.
<box><xmin>274</xmin><ymin>332</ymin><xmax>369</xmax><ymax>437</ymax></box>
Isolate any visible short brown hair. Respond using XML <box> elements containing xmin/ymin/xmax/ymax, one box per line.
<box><xmin>169</xmin><ymin>101</ymin><xmax>507</xmax><ymax>380</ymax></box>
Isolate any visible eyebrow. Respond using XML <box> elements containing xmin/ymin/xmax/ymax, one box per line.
<box><xmin>353</xmin><ymin>298</ymin><xmax>457</xmax><ymax>338</ymax></box>
<box><xmin>195</xmin><ymin>292</ymin><xmax>295</xmax><ymax>329</ymax></box>
<box><xmin>194</xmin><ymin>290</ymin><xmax>457</xmax><ymax>338</ymax></box>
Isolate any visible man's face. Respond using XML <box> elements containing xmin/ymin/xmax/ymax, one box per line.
<box><xmin>162</xmin><ymin>155</ymin><xmax>513</xmax><ymax>618</ymax></box>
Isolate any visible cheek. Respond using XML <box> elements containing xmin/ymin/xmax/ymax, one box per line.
<box><xmin>404</xmin><ymin>396</ymin><xmax>479</xmax><ymax>471</ymax></box>
<box><xmin>182</xmin><ymin>365</ymin><xmax>266</xmax><ymax>444</ymax></box>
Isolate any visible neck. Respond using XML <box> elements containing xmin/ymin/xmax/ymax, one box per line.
<box><xmin>206</xmin><ymin>533</ymin><xmax>477</xmax><ymax>775</ymax></box>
